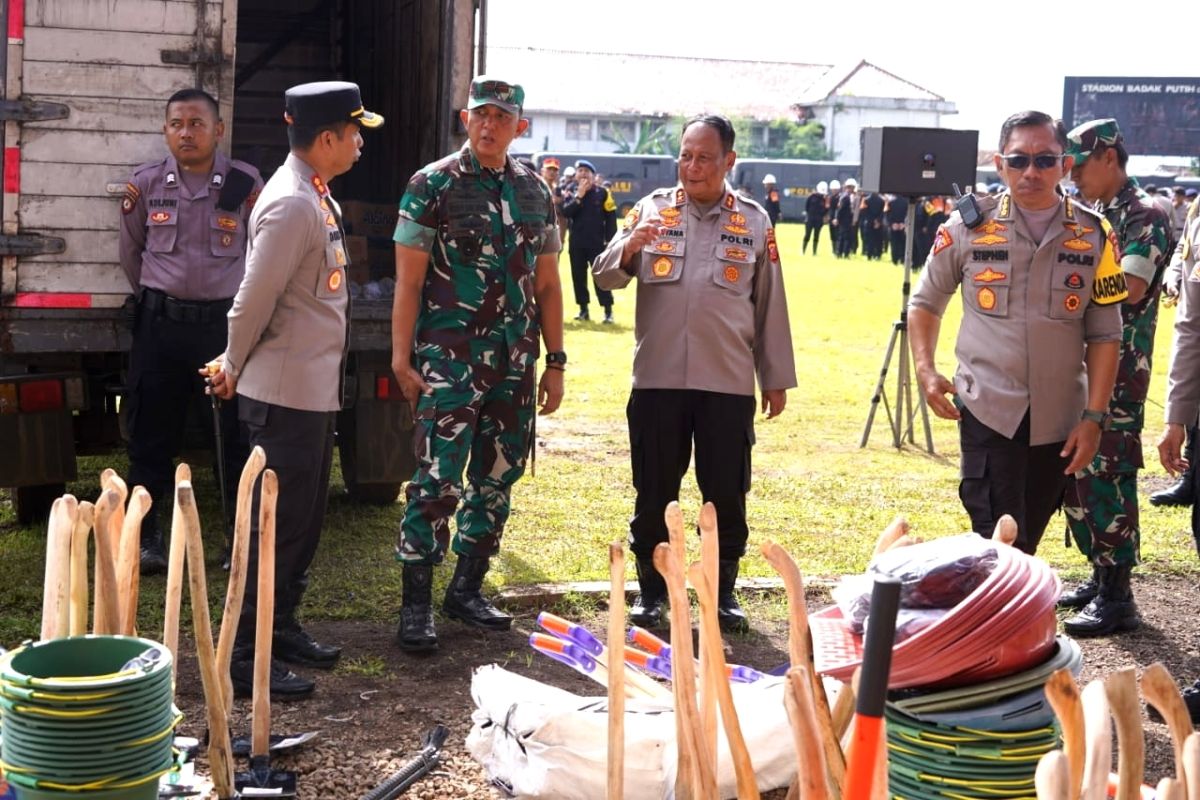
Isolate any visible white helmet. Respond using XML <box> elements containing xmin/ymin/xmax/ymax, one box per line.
<box><xmin>975</xmin><ymin>182</ymin><xmax>989</xmax><ymax>193</ymax></box>
<box><xmin>829</xmin><ymin>179</ymin><xmax>841</xmax><ymax>191</ymax></box>
<box><xmin>844</xmin><ymin>177</ymin><xmax>858</xmax><ymax>188</ymax></box>
<box><xmin>763</xmin><ymin>174</ymin><xmax>777</xmax><ymax>184</ymax></box>
<box><xmin>816</xmin><ymin>181</ymin><xmax>829</xmax><ymax>193</ymax></box>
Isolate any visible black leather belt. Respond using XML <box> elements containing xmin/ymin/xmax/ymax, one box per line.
<box><xmin>140</xmin><ymin>288</ymin><xmax>233</xmax><ymax>325</ymax></box>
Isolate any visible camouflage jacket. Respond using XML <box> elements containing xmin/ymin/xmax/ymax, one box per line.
<box><xmin>393</xmin><ymin>144</ymin><xmax>560</xmax><ymax>371</ymax></box>
<box><xmin>1101</xmin><ymin>177</ymin><xmax>1172</xmax><ymax>429</ymax></box>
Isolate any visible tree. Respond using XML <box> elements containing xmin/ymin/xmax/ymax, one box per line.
<box><xmin>601</xmin><ymin>120</ymin><xmax>678</xmax><ymax>155</ymax></box>
<box><xmin>735</xmin><ymin>117</ymin><xmax>830</xmax><ymax>160</ymax></box>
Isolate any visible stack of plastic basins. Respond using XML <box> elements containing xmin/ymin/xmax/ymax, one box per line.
<box><xmin>0</xmin><ymin>636</ymin><xmax>177</xmax><ymax>800</ymax></box>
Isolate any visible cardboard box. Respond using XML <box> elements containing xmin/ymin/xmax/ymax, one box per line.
<box><xmin>340</xmin><ymin>200</ymin><xmax>398</xmax><ymax>239</ymax></box>
<box><xmin>345</xmin><ymin>235</ymin><xmax>370</xmax><ymax>284</ymax></box>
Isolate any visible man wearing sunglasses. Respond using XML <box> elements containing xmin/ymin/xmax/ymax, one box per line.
<box><xmin>390</xmin><ymin>76</ymin><xmax>565</xmax><ymax>653</ymax></box>
<box><xmin>910</xmin><ymin>110</ymin><xmax>1125</xmax><ymax>555</ymax></box>
<box><xmin>1055</xmin><ymin>119</ymin><xmax>1171</xmax><ymax>637</ymax></box>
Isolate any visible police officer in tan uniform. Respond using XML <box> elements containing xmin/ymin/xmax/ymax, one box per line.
<box><xmin>208</xmin><ymin>81</ymin><xmax>382</xmax><ymax>698</ymax></box>
<box><xmin>593</xmin><ymin>114</ymin><xmax>796</xmax><ymax>632</ymax></box>
<box><xmin>1156</xmin><ymin>197</ymin><xmax>1200</xmax><ymax>725</ymax></box>
<box><xmin>910</xmin><ymin>110</ymin><xmax>1125</xmax><ymax>555</ymax></box>
<box><xmin>119</xmin><ymin>88</ymin><xmax>261</xmax><ymax>573</ymax></box>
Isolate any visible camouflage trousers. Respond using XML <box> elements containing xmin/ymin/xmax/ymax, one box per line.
<box><xmin>395</xmin><ymin>355</ymin><xmax>535</xmax><ymax>565</ymax></box>
<box><xmin>1062</xmin><ymin>428</ymin><xmax>1142</xmax><ymax>566</ymax></box>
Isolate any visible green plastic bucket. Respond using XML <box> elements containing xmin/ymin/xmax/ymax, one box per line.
<box><xmin>0</xmin><ymin>638</ymin><xmax>170</xmax><ymax>692</ymax></box>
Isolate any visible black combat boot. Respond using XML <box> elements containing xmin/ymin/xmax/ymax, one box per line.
<box><xmin>1057</xmin><ymin>565</ymin><xmax>1101</xmax><ymax>610</ymax></box>
<box><xmin>1063</xmin><ymin>563</ymin><xmax>1141</xmax><ymax>637</ymax></box>
<box><xmin>442</xmin><ymin>556</ymin><xmax>512</xmax><ymax>631</ymax></box>
<box><xmin>717</xmin><ymin>559</ymin><xmax>749</xmax><ymax>633</ymax></box>
<box><xmin>397</xmin><ymin>564</ymin><xmax>438</xmax><ymax>652</ymax></box>
<box><xmin>138</xmin><ymin>511</ymin><xmax>168</xmax><ymax>575</ymax></box>
<box><xmin>575</xmin><ymin>305</ymin><xmax>590</xmax><ymax>321</ymax></box>
<box><xmin>629</xmin><ymin>557</ymin><xmax>667</xmax><ymax>628</ymax></box>
<box><xmin>1150</xmin><ymin>473</ymin><xmax>1195</xmax><ymax>506</ymax></box>
<box><xmin>602</xmin><ymin>305</ymin><xmax>614</xmax><ymax>324</ymax></box>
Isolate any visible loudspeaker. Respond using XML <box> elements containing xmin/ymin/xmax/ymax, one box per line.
<box><xmin>860</xmin><ymin>127</ymin><xmax>979</xmax><ymax>197</ymax></box>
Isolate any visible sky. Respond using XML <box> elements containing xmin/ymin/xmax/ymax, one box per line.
<box><xmin>487</xmin><ymin>0</ymin><xmax>1197</xmax><ymax>150</ymax></box>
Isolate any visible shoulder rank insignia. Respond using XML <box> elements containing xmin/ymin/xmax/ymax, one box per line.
<box><xmin>311</xmin><ymin>175</ymin><xmax>328</xmax><ymax>196</ymax></box>
<box><xmin>121</xmin><ymin>182</ymin><xmax>139</xmax><ymax>214</ymax></box>
<box><xmin>931</xmin><ymin>225</ymin><xmax>953</xmax><ymax>256</ymax></box>
<box><xmin>211</xmin><ymin>173</ymin><xmax>224</xmax><ymax>187</ymax></box>
<box><xmin>767</xmin><ymin>228</ymin><xmax>779</xmax><ymax>263</ymax></box>
<box><xmin>673</xmin><ymin>188</ymin><xmax>686</xmax><ymax>206</ymax></box>
<box><xmin>722</xmin><ymin>192</ymin><xmax>736</xmax><ymax>211</ymax></box>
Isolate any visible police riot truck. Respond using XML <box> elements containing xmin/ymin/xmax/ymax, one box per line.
<box><xmin>732</xmin><ymin>158</ymin><xmax>861</xmax><ymax>222</ymax></box>
<box><xmin>0</xmin><ymin>0</ymin><xmax>479</xmax><ymax>521</ymax></box>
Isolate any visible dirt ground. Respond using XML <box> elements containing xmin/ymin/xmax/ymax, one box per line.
<box><xmin>167</xmin><ymin>570</ymin><xmax>1200</xmax><ymax>799</ymax></box>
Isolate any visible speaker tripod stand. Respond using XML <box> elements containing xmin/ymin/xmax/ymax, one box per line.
<box><xmin>860</xmin><ymin>196</ymin><xmax>934</xmax><ymax>453</ymax></box>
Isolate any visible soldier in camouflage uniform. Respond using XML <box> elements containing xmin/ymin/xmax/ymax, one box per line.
<box><xmin>390</xmin><ymin>76</ymin><xmax>565</xmax><ymax>653</ymax></box>
<box><xmin>1059</xmin><ymin>120</ymin><xmax>1172</xmax><ymax>637</ymax></box>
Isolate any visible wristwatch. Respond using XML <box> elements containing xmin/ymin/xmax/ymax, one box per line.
<box><xmin>545</xmin><ymin>351</ymin><xmax>568</xmax><ymax>367</ymax></box>
<box><xmin>1080</xmin><ymin>409</ymin><xmax>1112</xmax><ymax>430</ymax></box>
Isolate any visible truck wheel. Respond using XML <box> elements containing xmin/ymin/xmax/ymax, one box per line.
<box><xmin>15</xmin><ymin>483</ymin><xmax>66</xmax><ymax>526</ymax></box>
<box><xmin>345</xmin><ymin>479</ymin><xmax>402</xmax><ymax>505</ymax></box>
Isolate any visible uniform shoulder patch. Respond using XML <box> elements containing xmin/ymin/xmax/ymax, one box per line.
<box><xmin>121</xmin><ymin>181</ymin><xmax>140</xmax><ymax>215</ymax></box>
<box><xmin>623</xmin><ymin>205</ymin><xmax>640</xmax><ymax>231</ymax></box>
<box><xmin>931</xmin><ymin>225</ymin><xmax>953</xmax><ymax>256</ymax></box>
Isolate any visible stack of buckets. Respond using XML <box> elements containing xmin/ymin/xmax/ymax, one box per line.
<box><xmin>0</xmin><ymin>636</ymin><xmax>178</xmax><ymax>799</ymax></box>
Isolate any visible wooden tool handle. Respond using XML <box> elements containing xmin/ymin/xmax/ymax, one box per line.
<box><xmin>216</xmin><ymin>445</ymin><xmax>267</xmax><ymax>716</ymax></box>
<box><xmin>786</xmin><ymin>667</ymin><xmax>830</xmax><ymax>800</ymax></box>
<box><xmin>68</xmin><ymin>502</ymin><xmax>95</xmax><ymax>636</ymax></box>
<box><xmin>689</xmin><ymin>561</ymin><xmax>760</xmax><ymax>800</ymax></box>
<box><xmin>607</xmin><ymin>543</ymin><xmax>626</xmax><ymax>800</ymax></box>
<box><xmin>1105</xmin><ymin>667</ymin><xmax>1144</xmax><ymax>800</ymax></box>
<box><xmin>162</xmin><ymin>465</ymin><xmax>192</xmax><ymax>684</ymax></box>
<box><xmin>1159</xmin><ymin>778</ymin><xmax>1186</xmax><ymax>800</ymax></box>
<box><xmin>993</xmin><ymin>514</ymin><xmax>1018</xmax><ymax>547</ymax></box>
<box><xmin>1036</xmin><ymin>750</ymin><xmax>1070</xmax><ymax>800</ymax></box>
<box><xmin>1141</xmin><ymin>662</ymin><xmax>1193</xmax><ymax>785</ymax></box>
<box><xmin>1045</xmin><ymin>667</ymin><xmax>1085</xmax><ymax>800</ymax></box>
<box><xmin>655</xmin><ymin>538</ymin><xmax>705</xmax><ymax>800</ymax></box>
<box><xmin>117</xmin><ymin>487</ymin><xmax>152</xmax><ymax>636</ymax></box>
<box><xmin>1182</xmin><ymin>733</ymin><xmax>1200</xmax><ymax>800</ymax></box>
<box><xmin>252</xmin><ymin>470</ymin><xmax>278</xmax><ymax>758</ymax></box>
<box><xmin>1080</xmin><ymin>679</ymin><xmax>1112</xmax><ymax>800</ymax></box>
<box><xmin>91</xmin><ymin>489</ymin><xmax>121</xmax><ymax>635</ymax></box>
<box><xmin>179</xmin><ymin>482</ymin><xmax>235</xmax><ymax>797</ymax></box>
<box><xmin>698</xmin><ymin>503</ymin><xmax>719</xmax><ymax>775</ymax></box>
<box><xmin>872</xmin><ymin>515</ymin><xmax>909</xmax><ymax>556</ymax></box>
<box><xmin>101</xmin><ymin>471</ymin><xmax>127</xmax><ymax>564</ymax></box>
<box><xmin>40</xmin><ymin>496</ymin><xmax>74</xmax><ymax>640</ymax></box>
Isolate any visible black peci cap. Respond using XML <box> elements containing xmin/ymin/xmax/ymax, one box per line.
<box><xmin>284</xmin><ymin>81</ymin><xmax>383</xmax><ymax>129</ymax></box>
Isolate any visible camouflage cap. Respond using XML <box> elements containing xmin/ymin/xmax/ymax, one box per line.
<box><xmin>1065</xmin><ymin>118</ymin><xmax>1123</xmax><ymax>165</ymax></box>
<box><xmin>467</xmin><ymin>75</ymin><xmax>524</xmax><ymax>116</ymax></box>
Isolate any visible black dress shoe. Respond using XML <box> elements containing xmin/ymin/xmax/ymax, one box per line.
<box><xmin>1149</xmin><ymin>477</ymin><xmax>1194</xmax><ymax>507</ymax></box>
<box><xmin>230</xmin><ymin>657</ymin><xmax>314</xmax><ymax>699</ymax></box>
<box><xmin>273</xmin><ymin>625</ymin><xmax>341</xmax><ymax>669</ymax></box>
<box><xmin>139</xmin><ymin>539</ymin><xmax>168</xmax><ymax>575</ymax></box>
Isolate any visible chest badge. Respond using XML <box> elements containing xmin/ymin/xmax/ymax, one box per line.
<box><xmin>217</xmin><ymin>216</ymin><xmax>238</xmax><ymax>231</ymax></box>
<box><xmin>1064</xmin><ymin>272</ymin><xmax>1085</xmax><ymax>290</ymax></box>
<box><xmin>150</xmin><ymin>211</ymin><xmax>172</xmax><ymax>224</ymax></box>
<box><xmin>220</xmin><ymin>233</ymin><xmax>233</xmax><ymax>247</ymax></box>
<box><xmin>977</xmin><ymin>287</ymin><xmax>997</xmax><ymax>310</ymax></box>
<box><xmin>973</xmin><ymin>267</ymin><xmax>1007</xmax><ymax>283</ymax></box>
<box><xmin>654</xmin><ymin>241</ymin><xmax>676</xmax><ymax>253</ymax></box>
<box><xmin>724</xmin><ymin>247</ymin><xmax>749</xmax><ymax>261</ymax></box>
<box><xmin>1063</xmin><ymin>222</ymin><xmax>1095</xmax><ymax>252</ymax></box>
<box><xmin>1064</xmin><ymin>293</ymin><xmax>1081</xmax><ymax>312</ymax></box>
<box><xmin>724</xmin><ymin>223</ymin><xmax>751</xmax><ymax>235</ymax></box>
<box><xmin>972</xmin><ymin>232</ymin><xmax>1008</xmax><ymax>246</ymax></box>
<box><xmin>327</xmin><ymin>269</ymin><xmax>343</xmax><ymax>292</ymax></box>
<box><xmin>652</xmin><ymin>256</ymin><xmax>672</xmax><ymax>277</ymax></box>
<box><xmin>729</xmin><ymin>212</ymin><xmax>747</xmax><ymax>226</ymax></box>
<box><xmin>660</xmin><ymin>207</ymin><xmax>681</xmax><ymax>221</ymax></box>
<box><xmin>723</xmin><ymin>265</ymin><xmax>740</xmax><ymax>283</ymax></box>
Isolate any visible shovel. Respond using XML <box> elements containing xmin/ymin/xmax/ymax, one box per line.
<box><xmin>234</xmin><ymin>469</ymin><xmax>297</xmax><ymax>797</ymax></box>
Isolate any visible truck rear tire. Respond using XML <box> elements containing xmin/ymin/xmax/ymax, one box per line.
<box><xmin>345</xmin><ymin>479</ymin><xmax>403</xmax><ymax>505</ymax></box>
<box><xmin>15</xmin><ymin>483</ymin><xmax>66</xmax><ymax>526</ymax></box>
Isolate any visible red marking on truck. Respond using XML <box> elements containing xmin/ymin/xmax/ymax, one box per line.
<box><xmin>11</xmin><ymin>293</ymin><xmax>93</xmax><ymax>308</ymax></box>
<box><xmin>4</xmin><ymin>148</ymin><xmax>19</xmax><ymax>194</ymax></box>
<box><xmin>7</xmin><ymin>0</ymin><xmax>24</xmax><ymax>41</ymax></box>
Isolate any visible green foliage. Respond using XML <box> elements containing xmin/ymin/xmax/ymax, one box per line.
<box><xmin>601</xmin><ymin>118</ymin><xmax>679</xmax><ymax>155</ymax></box>
<box><xmin>1</xmin><ymin>227</ymin><xmax>1194</xmax><ymax>648</ymax></box>
<box><xmin>732</xmin><ymin>116</ymin><xmax>831</xmax><ymax>160</ymax></box>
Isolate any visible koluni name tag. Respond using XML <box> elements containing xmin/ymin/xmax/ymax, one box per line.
<box><xmin>150</xmin><ymin>211</ymin><xmax>172</xmax><ymax>224</ymax></box>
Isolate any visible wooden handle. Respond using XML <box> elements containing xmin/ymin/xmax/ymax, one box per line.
<box><xmin>215</xmin><ymin>444</ymin><xmax>267</xmax><ymax>717</ymax></box>
<box><xmin>90</xmin><ymin>489</ymin><xmax>121</xmax><ymax>635</ymax></box>
<box><xmin>162</xmin><ymin>465</ymin><xmax>192</xmax><ymax>684</ymax></box>
<box><xmin>763</xmin><ymin>540</ymin><xmax>846</xmax><ymax>797</ymax></box>
<box><xmin>689</xmin><ymin>561</ymin><xmax>760</xmax><ymax>800</ymax></box>
<box><xmin>68</xmin><ymin>501</ymin><xmax>95</xmax><ymax>636</ymax></box>
<box><xmin>1182</xmin><ymin>733</ymin><xmax>1200</xmax><ymax>800</ymax></box>
<box><xmin>1036</xmin><ymin>750</ymin><xmax>1070</xmax><ymax>800</ymax></box>
<box><xmin>993</xmin><ymin>514</ymin><xmax>1018</xmax><ymax>547</ymax></box>
<box><xmin>1159</xmin><ymin>778</ymin><xmax>1186</xmax><ymax>800</ymax></box>
<box><xmin>40</xmin><ymin>495</ymin><xmax>75</xmax><ymax>640</ymax></box>
<box><xmin>178</xmin><ymin>481</ymin><xmax>235</xmax><ymax>797</ymax></box>
<box><xmin>1105</xmin><ymin>667</ymin><xmax>1144</xmax><ymax>800</ymax></box>
<box><xmin>1141</xmin><ymin>662</ymin><xmax>1192</xmax><ymax>786</ymax></box>
<box><xmin>101</xmin><ymin>471</ymin><xmax>127</xmax><ymax>564</ymax></box>
<box><xmin>1045</xmin><ymin>667</ymin><xmax>1085</xmax><ymax>800</ymax></box>
<box><xmin>252</xmin><ymin>470</ymin><xmax>278</xmax><ymax>758</ymax></box>
<box><xmin>698</xmin><ymin>503</ymin><xmax>719</xmax><ymax>775</ymax></box>
<box><xmin>786</xmin><ymin>667</ymin><xmax>830</xmax><ymax>800</ymax></box>
<box><xmin>872</xmin><ymin>515</ymin><xmax>909</xmax><ymax>556</ymax></box>
<box><xmin>1080</xmin><ymin>679</ymin><xmax>1112</xmax><ymax>800</ymax></box>
<box><xmin>117</xmin><ymin>486</ymin><xmax>152</xmax><ymax>636</ymax></box>
<box><xmin>654</xmin><ymin>538</ymin><xmax>707</xmax><ymax>800</ymax></box>
<box><xmin>607</xmin><ymin>543</ymin><xmax>626</xmax><ymax>800</ymax></box>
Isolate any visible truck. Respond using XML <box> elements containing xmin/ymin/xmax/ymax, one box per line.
<box><xmin>731</xmin><ymin>158</ymin><xmax>860</xmax><ymax>222</ymax></box>
<box><xmin>0</xmin><ymin>0</ymin><xmax>480</xmax><ymax>522</ymax></box>
<box><xmin>532</xmin><ymin>151</ymin><xmax>677</xmax><ymax>218</ymax></box>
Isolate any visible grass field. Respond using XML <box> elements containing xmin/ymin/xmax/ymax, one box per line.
<box><xmin>1</xmin><ymin>221</ymin><xmax>1195</xmax><ymax>646</ymax></box>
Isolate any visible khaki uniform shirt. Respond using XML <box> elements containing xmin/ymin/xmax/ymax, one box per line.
<box><xmin>1164</xmin><ymin>212</ymin><xmax>1200</xmax><ymax>425</ymax></box>
<box><xmin>225</xmin><ymin>154</ymin><xmax>351</xmax><ymax>412</ymax></box>
<box><xmin>592</xmin><ymin>184</ymin><xmax>796</xmax><ymax>396</ymax></box>
<box><xmin>119</xmin><ymin>152</ymin><xmax>262</xmax><ymax>300</ymax></box>
<box><xmin>910</xmin><ymin>192</ymin><xmax>1125</xmax><ymax>445</ymax></box>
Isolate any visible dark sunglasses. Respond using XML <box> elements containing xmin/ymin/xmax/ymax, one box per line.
<box><xmin>1000</xmin><ymin>153</ymin><xmax>1064</xmax><ymax>170</ymax></box>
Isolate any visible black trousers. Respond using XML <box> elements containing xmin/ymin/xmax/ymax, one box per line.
<box><xmin>126</xmin><ymin>298</ymin><xmax>246</xmax><ymax>540</ymax></box>
<box><xmin>803</xmin><ymin>222</ymin><xmax>823</xmax><ymax>254</ymax></box>
<box><xmin>958</xmin><ymin>406</ymin><xmax>1068</xmax><ymax>555</ymax></box>
<box><xmin>234</xmin><ymin>398</ymin><xmax>337</xmax><ymax>653</ymax></box>
<box><xmin>626</xmin><ymin>389</ymin><xmax>756</xmax><ymax>562</ymax></box>
<box><xmin>569</xmin><ymin>246</ymin><xmax>613</xmax><ymax>309</ymax></box>
<box><xmin>890</xmin><ymin>230</ymin><xmax>907</xmax><ymax>264</ymax></box>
